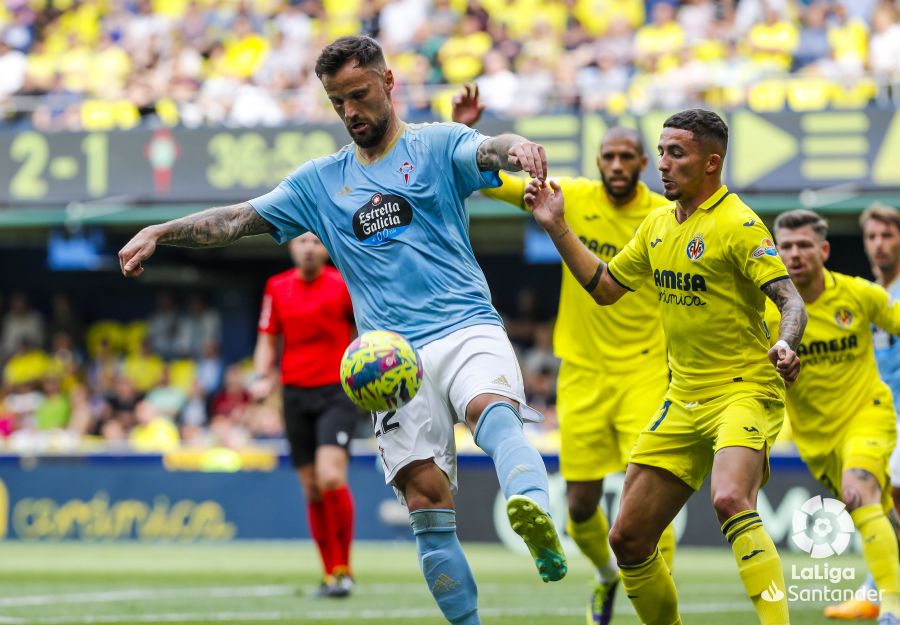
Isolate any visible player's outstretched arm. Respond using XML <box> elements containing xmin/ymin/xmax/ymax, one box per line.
<box><xmin>525</xmin><ymin>179</ymin><xmax>626</xmax><ymax>306</ymax></box>
<box><xmin>477</xmin><ymin>134</ymin><xmax>547</xmax><ymax>181</ymax></box>
<box><xmin>763</xmin><ymin>277</ymin><xmax>807</xmax><ymax>386</ymax></box>
<box><xmin>118</xmin><ymin>202</ymin><xmax>274</xmax><ymax>277</ymax></box>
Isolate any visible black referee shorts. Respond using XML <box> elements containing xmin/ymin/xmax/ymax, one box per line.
<box><xmin>281</xmin><ymin>383</ymin><xmax>359</xmax><ymax>467</ymax></box>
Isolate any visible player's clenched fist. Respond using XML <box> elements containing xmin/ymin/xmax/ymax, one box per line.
<box><xmin>508</xmin><ymin>142</ymin><xmax>547</xmax><ymax>182</ymax></box>
<box><xmin>118</xmin><ymin>227</ymin><xmax>160</xmax><ymax>277</ymax></box>
<box><xmin>768</xmin><ymin>340</ymin><xmax>800</xmax><ymax>386</ymax></box>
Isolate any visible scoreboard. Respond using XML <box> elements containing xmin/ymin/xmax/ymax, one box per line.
<box><xmin>0</xmin><ymin>111</ymin><xmax>897</xmax><ymax>206</ymax></box>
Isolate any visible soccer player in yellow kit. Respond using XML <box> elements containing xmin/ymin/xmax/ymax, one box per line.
<box><xmin>452</xmin><ymin>85</ymin><xmax>673</xmax><ymax>625</ymax></box>
<box><xmin>766</xmin><ymin>209</ymin><xmax>900</xmax><ymax>625</ymax></box>
<box><xmin>526</xmin><ymin>109</ymin><xmax>807</xmax><ymax>625</ymax></box>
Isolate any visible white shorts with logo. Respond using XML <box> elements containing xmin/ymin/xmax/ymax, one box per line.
<box><xmin>372</xmin><ymin>323</ymin><xmax>541</xmax><ymax>501</ymax></box>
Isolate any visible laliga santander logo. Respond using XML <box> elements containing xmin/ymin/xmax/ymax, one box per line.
<box><xmin>791</xmin><ymin>496</ymin><xmax>854</xmax><ymax>558</ymax></box>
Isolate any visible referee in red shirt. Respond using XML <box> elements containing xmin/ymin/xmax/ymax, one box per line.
<box><xmin>251</xmin><ymin>232</ymin><xmax>358</xmax><ymax>598</ymax></box>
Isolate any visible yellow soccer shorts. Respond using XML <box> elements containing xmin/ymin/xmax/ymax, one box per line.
<box><xmin>797</xmin><ymin>401</ymin><xmax>897</xmax><ymax>513</ymax></box>
<box><xmin>558</xmin><ymin>359</ymin><xmax>668</xmax><ymax>482</ymax></box>
<box><xmin>628</xmin><ymin>389</ymin><xmax>785</xmax><ymax>491</ymax></box>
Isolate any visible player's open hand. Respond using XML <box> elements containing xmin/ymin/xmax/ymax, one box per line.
<box><xmin>118</xmin><ymin>227</ymin><xmax>159</xmax><ymax>277</ymax></box>
<box><xmin>768</xmin><ymin>341</ymin><xmax>800</xmax><ymax>386</ymax></box>
<box><xmin>525</xmin><ymin>179</ymin><xmax>568</xmax><ymax>239</ymax></box>
<box><xmin>451</xmin><ymin>84</ymin><xmax>484</xmax><ymax>127</ymax></box>
<box><xmin>508</xmin><ymin>141</ymin><xmax>547</xmax><ymax>182</ymax></box>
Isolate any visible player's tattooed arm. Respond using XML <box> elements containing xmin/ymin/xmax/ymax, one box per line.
<box><xmin>762</xmin><ymin>277</ymin><xmax>807</xmax><ymax>350</ymax></box>
<box><xmin>477</xmin><ymin>134</ymin><xmax>547</xmax><ymax>181</ymax></box>
<box><xmin>763</xmin><ymin>277</ymin><xmax>806</xmax><ymax>385</ymax></box>
<box><xmin>119</xmin><ymin>202</ymin><xmax>273</xmax><ymax>277</ymax></box>
<box><xmin>155</xmin><ymin>202</ymin><xmax>273</xmax><ymax>247</ymax></box>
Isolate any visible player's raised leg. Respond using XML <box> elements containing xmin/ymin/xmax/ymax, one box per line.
<box><xmin>841</xmin><ymin>466</ymin><xmax>900</xmax><ymax>623</ymax></box>
<box><xmin>712</xmin><ymin>446</ymin><xmax>789</xmax><ymax>625</ymax></box>
<box><xmin>397</xmin><ymin>459</ymin><xmax>480</xmax><ymax>625</ymax></box>
<box><xmin>608</xmin><ymin>463</ymin><xmax>692</xmax><ymax>625</ymax></box>
<box><xmin>468</xmin><ymin>393</ymin><xmax>567</xmax><ymax>582</ymax></box>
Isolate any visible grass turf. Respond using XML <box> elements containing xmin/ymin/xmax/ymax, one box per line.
<box><xmin>0</xmin><ymin>541</ymin><xmax>869</xmax><ymax>624</ymax></box>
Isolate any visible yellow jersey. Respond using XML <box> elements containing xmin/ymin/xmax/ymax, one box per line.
<box><xmin>483</xmin><ymin>173</ymin><xmax>668</xmax><ymax>370</ymax></box>
<box><xmin>608</xmin><ymin>186</ymin><xmax>788</xmax><ymax>399</ymax></box>
<box><xmin>765</xmin><ymin>271</ymin><xmax>900</xmax><ymax>445</ymax></box>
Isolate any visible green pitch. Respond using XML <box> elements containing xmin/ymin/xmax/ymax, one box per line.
<box><xmin>0</xmin><ymin>541</ymin><xmax>867</xmax><ymax>624</ymax></box>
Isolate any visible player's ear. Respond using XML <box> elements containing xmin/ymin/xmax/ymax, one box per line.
<box><xmin>383</xmin><ymin>68</ymin><xmax>394</xmax><ymax>93</ymax></box>
<box><xmin>821</xmin><ymin>239</ymin><xmax>831</xmax><ymax>262</ymax></box>
<box><xmin>639</xmin><ymin>153</ymin><xmax>648</xmax><ymax>171</ymax></box>
<box><xmin>706</xmin><ymin>152</ymin><xmax>722</xmax><ymax>174</ymax></box>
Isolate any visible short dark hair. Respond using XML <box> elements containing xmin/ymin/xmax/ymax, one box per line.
<box><xmin>315</xmin><ymin>36</ymin><xmax>386</xmax><ymax>79</ymax></box>
<box><xmin>774</xmin><ymin>209</ymin><xmax>829</xmax><ymax>240</ymax></box>
<box><xmin>859</xmin><ymin>202</ymin><xmax>900</xmax><ymax>232</ymax></box>
<box><xmin>663</xmin><ymin>109</ymin><xmax>729</xmax><ymax>156</ymax></box>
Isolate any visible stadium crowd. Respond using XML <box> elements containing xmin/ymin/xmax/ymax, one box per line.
<box><xmin>0</xmin><ymin>0</ymin><xmax>898</xmax><ymax>131</ymax></box>
<box><xmin>0</xmin><ymin>287</ymin><xmax>560</xmax><ymax>452</ymax></box>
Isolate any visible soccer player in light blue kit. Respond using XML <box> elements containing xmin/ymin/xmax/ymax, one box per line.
<box><xmin>828</xmin><ymin>203</ymin><xmax>900</xmax><ymax>621</ymax></box>
<box><xmin>117</xmin><ymin>35</ymin><xmax>566</xmax><ymax>624</ymax></box>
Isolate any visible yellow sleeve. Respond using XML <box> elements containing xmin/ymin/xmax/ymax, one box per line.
<box><xmin>726</xmin><ymin>214</ymin><xmax>789</xmax><ymax>288</ymax></box>
<box><xmin>857</xmin><ymin>277</ymin><xmax>900</xmax><ymax>335</ymax></box>
<box><xmin>607</xmin><ymin>213</ymin><xmax>652</xmax><ymax>290</ymax></box>
<box><xmin>481</xmin><ymin>172</ymin><xmax>527</xmax><ymax>209</ymax></box>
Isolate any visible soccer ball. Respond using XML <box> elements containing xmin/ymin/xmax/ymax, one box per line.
<box><xmin>339</xmin><ymin>330</ymin><xmax>423</xmax><ymax>412</ymax></box>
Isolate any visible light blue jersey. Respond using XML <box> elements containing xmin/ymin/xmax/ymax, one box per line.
<box><xmin>250</xmin><ymin>122</ymin><xmax>503</xmax><ymax>347</ymax></box>
<box><xmin>874</xmin><ymin>278</ymin><xmax>900</xmax><ymax>415</ymax></box>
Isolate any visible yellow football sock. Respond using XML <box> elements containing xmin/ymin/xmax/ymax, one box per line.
<box><xmin>567</xmin><ymin>507</ymin><xmax>617</xmax><ymax>580</ymax></box>
<box><xmin>659</xmin><ymin>523</ymin><xmax>677</xmax><ymax>573</ymax></box>
<box><xmin>618</xmin><ymin>548</ymin><xmax>681</xmax><ymax>625</ymax></box>
<box><xmin>851</xmin><ymin>505</ymin><xmax>900</xmax><ymax>614</ymax></box>
<box><xmin>723</xmin><ymin>510</ymin><xmax>789</xmax><ymax>625</ymax></box>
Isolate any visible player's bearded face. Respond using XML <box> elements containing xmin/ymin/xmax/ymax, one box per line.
<box><xmin>322</xmin><ymin>64</ymin><xmax>394</xmax><ymax>150</ymax></box>
<box><xmin>598</xmin><ymin>139</ymin><xmax>645</xmax><ymax>201</ymax></box>
<box><xmin>863</xmin><ymin>221</ymin><xmax>900</xmax><ymax>275</ymax></box>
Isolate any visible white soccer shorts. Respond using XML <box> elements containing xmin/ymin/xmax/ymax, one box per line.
<box><xmin>371</xmin><ymin>323</ymin><xmax>542</xmax><ymax>501</ymax></box>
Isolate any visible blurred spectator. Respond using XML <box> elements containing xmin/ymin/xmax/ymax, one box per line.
<box><xmin>868</xmin><ymin>4</ymin><xmax>900</xmax><ymax>81</ymax></box>
<box><xmin>129</xmin><ymin>399</ymin><xmax>180</xmax><ymax>452</ymax></box>
<box><xmin>2</xmin><ymin>292</ymin><xmax>45</xmax><ymax>359</ymax></box>
<box><xmin>48</xmin><ymin>293</ymin><xmax>84</xmax><ymax>349</ymax></box>
<box><xmin>0</xmin><ymin>38</ymin><xmax>27</xmax><ymax>97</ymax></box>
<box><xmin>147</xmin><ymin>291</ymin><xmax>179</xmax><ymax>359</ymax></box>
<box><xmin>634</xmin><ymin>1</ymin><xmax>685</xmax><ymax>72</ymax></box>
<box><xmin>523</xmin><ymin>323</ymin><xmax>561</xmax><ymax>379</ymax></box>
<box><xmin>3</xmin><ymin>340</ymin><xmax>50</xmax><ymax>387</ymax></box>
<box><xmin>174</xmin><ymin>293</ymin><xmax>222</xmax><ymax>359</ymax></box>
<box><xmin>123</xmin><ymin>339</ymin><xmax>164</xmax><ymax>393</ymax></box>
<box><xmin>828</xmin><ymin>3</ymin><xmax>870</xmax><ymax>76</ymax></box>
<box><xmin>209</xmin><ymin>364</ymin><xmax>251</xmax><ymax>425</ymax></box>
<box><xmin>196</xmin><ymin>340</ymin><xmax>224</xmax><ymax>395</ymax></box>
<box><xmin>475</xmin><ymin>50</ymin><xmax>519</xmax><ymax>116</ymax></box>
<box><xmin>35</xmin><ymin>375</ymin><xmax>70</xmax><ymax>431</ymax></box>
<box><xmin>746</xmin><ymin>7</ymin><xmax>798</xmax><ymax>73</ymax></box>
<box><xmin>794</xmin><ymin>2</ymin><xmax>831</xmax><ymax>70</ymax></box>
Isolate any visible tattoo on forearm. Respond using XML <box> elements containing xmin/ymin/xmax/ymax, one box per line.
<box><xmin>763</xmin><ymin>278</ymin><xmax>807</xmax><ymax>350</ymax></box>
<box><xmin>157</xmin><ymin>203</ymin><xmax>273</xmax><ymax>248</ymax></box>
<box><xmin>476</xmin><ymin>134</ymin><xmax>525</xmax><ymax>172</ymax></box>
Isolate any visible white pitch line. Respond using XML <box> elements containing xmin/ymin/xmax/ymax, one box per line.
<box><xmin>23</xmin><ymin>601</ymin><xmax>823</xmax><ymax>624</ymax></box>
<box><xmin>0</xmin><ymin>586</ymin><xmax>294</xmax><ymax>607</ymax></box>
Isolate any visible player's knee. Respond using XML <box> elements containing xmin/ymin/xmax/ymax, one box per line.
<box><xmin>712</xmin><ymin>491</ymin><xmax>753</xmax><ymax>522</ymax></box>
<box><xmin>567</xmin><ymin>496</ymin><xmax>597</xmax><ymax>524</ymax></box>
<box><xmin>317</xmin><ymin>473</ymin><xmax>346</xmax><ymax>492</ymax></box>
<box><xmin>608</xmin><ymin>521</ymin><xmax>654</xmax><ymax>563</ymax></box>
<box><xmin>841</xmin><ymin>486</ymin><xmax>865</xmax><ymax>511</ymax></box>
